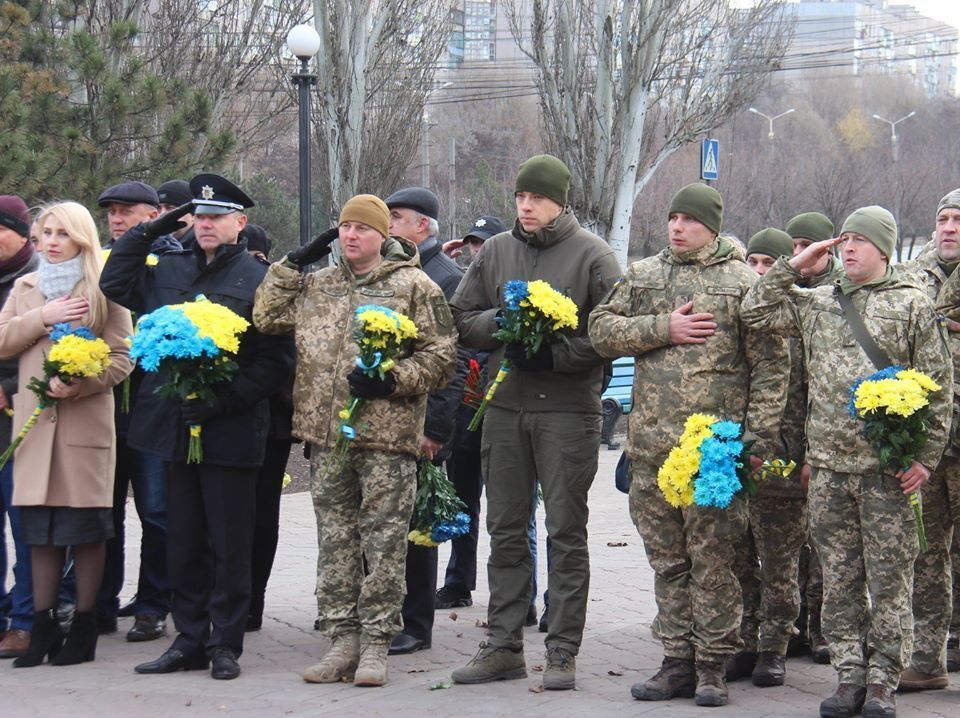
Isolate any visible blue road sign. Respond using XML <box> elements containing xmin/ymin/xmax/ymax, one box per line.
<box><xmin>701</xmin><ymin>138</ymin><xmax>719</xmax><ymax>181</ymax></box>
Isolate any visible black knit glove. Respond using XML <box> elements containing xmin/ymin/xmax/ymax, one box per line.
<box><xmin>181</xmin><ymin>395</ymin><xmax>227</xmax><ymax>424</ymax></box>
<box><xmin>347</xmin><ymin>367</ymin><xmax>396</xmax><ymax>398</ymax></box>
<box><xmin>287</xmin><ymin>228</ymin><xmax>338</xmax><ymax>267</ymax></box>
<box><xmin>141</xmin><ymin>202</ymin><xmax>193</xmax><ymax>238</ymax></box>
<box><xmin>504</xmin><ymin>342</ymin><xmax>553</xmax><ymax>371</ymax></box>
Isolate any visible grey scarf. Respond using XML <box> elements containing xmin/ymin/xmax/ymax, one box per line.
<box><xmin>37</xmin><ymin>253</ymin><xmax>84</xmax><ymax>301</ymax></box>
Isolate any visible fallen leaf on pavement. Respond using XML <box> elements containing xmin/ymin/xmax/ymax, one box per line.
<box><xmin>407</xmin><ymin>668</ymin><xmax>425</xmax><ymax>673</ymax></box>
<box><xmin>474</xmin><ymin>619</ymin><xmax>489</xmax><ymax>628</ymax></box>
<box><xmin>531</xmin><ymin>664</ymin><xmax>544</xmax><ymax>672</ymax></box>
<box><xmin>529</xmin><ymin>684</ymin><xmax>544</xmax><ymax>693</ymax></box>
<box><xmin>606</xmin><ymin>541</ymin><xmax>628</xmax><ymax>547</ymax></box>
<box><xmin>429</xmin><ymin>681</ymin><xmax>452</xmax><ymax>690</ymax></box>
<box><xmin>608</xmin><ymin>670</ymin><xmax>624</xmax><ymax>676</ymax></box>
<box><xmin>449</xmin><ymin>611</ymin><xmax>458</xmax><ymax>621</ymax></box>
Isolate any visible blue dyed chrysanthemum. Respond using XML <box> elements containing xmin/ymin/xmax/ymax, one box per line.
<box><xmin>694</xmin><ymin>436</ymin><xmax>743</xmax><ymax>508</ymax></box>
<box><xmin>711</xmin><ymin>420</ymin><xmax>742</xmax><ymax>441</ymax></box>
<box><xmin>51</xmin><ymin>323</ymin><xmax>95</xmax><ymax>341</ymax></box>
<box><xmin>503</xmin><ymin>280</ymin><xmax>528</xmax><ymax>311</ymax></box>
<box><xmin>129</xmin><ymin>306</ymin><xmax>220</xmax><ymax>372</ymax></box>
<box><xmin>430</xmin><ymin>512</ymin><xmax>471</xmax><ymax>543</ymax></box>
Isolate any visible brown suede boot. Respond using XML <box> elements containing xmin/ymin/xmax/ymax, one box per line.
<box><xmin>694</xmin><ymin>660</ymin><xmax>729</xmax><ymax>707</ymax></box>
<box><xmin>630</xmin><ymin>656</ymin><xmax>696</xmax><ymax>701</ymax></box>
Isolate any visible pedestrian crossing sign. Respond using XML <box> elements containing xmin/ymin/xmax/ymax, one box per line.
<box><xmin>701</xmin><ymin>139</ymin><xmax>719</xmax><ymax>181</ymax></box>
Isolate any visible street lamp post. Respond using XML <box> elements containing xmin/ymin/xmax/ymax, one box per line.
<box><xmin>748</xmin><ymin>106</ymin><xmax>795</xmax><ymax>140</ymax></box>
<box><xmin>871</xmin><ymin>111</ymin><xmax>916</xmax><ymax>163</ymax></box>
<box><xmin>287</xmin><ymin>24</ymin><xmax>321</xmax><ymax>247</ymax></box>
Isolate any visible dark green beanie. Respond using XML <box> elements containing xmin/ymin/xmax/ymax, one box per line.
<box><xmin>786</xmin><ymin>212</ymin><xmax>834</xmax><ymax>243</ymax></box>
<box><xmin>840</xmin><ymin>206</ymin><xmax>897</xmax><ymax>259</ymax></box>
<box><xmin>669</xmin><ymin>183</ymin><xmax>723</xmax><ymax>235</ymax></box>
<box><xmin>747</xmin><ymin>228</ymin><xmax>793</xmax><ymax>259</ymax></box>
<box><xmin>515</xmin><ymin>154</ymin><xmax>570</xmax><ymax>207</ymax></box>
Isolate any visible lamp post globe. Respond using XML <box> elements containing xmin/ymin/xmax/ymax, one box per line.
<box><xmin>287</xmin><ymin>24</ymin><xmax>321</xmax><ymax>59</ymax></box>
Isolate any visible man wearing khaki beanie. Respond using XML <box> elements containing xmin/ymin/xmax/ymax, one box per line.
<box><xmin>742</xmin><ymin>206</ymin><xmax>953</xmax><ymax>718</ymax></box>
<box><xmin>450</xmin><ymin>154</ymin><xmax>621</xmax><ymax>691</ymax></box>
<box><xmin>253</xmin><ymin>194</ymin><xmax>457</xmax><ymax>688</ymax></box>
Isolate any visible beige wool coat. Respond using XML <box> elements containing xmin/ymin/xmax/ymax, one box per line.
<box><xmin>0</xmin><ymin>273</ymin><xmax>133</xmax><ymax>508</ymax></box>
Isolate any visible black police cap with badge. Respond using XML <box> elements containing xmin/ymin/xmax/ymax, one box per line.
<box><xmin>189</xmin><ymin>173</ymin><xmax>255</xmax><ymax>215</ymax></box>
<box><xmin>464</xmin><ymin>215</ymin><xmax>507</xmax><ymax>242</ymax></box>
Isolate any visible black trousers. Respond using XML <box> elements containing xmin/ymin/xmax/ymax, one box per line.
<box><xmin>443</xmin><ymin>448</ymin><xmax>483</xmax><ymax>592</ymax></box>
<box><xmin>166</xmin><ymin>461</ymin><xmax>257</xmax><ymax>657</ymax></box>
<box><xmin>399</xmin><ymin>543</ymin><xmax>437</xmax><ymax>642</ymax></box>
<box><xmin>249</xmin><ymin>438</ymin><xmax>292</xmax><ymax>617</ymax></box>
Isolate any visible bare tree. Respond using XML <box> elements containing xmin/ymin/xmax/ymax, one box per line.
<box><xmin>507</xmin><ymin>0</ymin><xmax>791</xmax><ymax>264</ymax></box>
<box><xmin>311</xmin><ymin>0</ymin><xmax>454</xmax><ymax>217</ymax></box>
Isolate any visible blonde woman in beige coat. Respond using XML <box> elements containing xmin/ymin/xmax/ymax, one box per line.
<box><xmin>0</xmin><ymin>201</ymin><xmax>132</xmax><ymax>668</ymax></box>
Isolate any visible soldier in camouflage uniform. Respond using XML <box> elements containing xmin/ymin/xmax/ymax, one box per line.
<box><xmin>741</xmin><ymin>206</ymin><xmax>952</xmax><ymax>718</ymax></box>
<box><xmin>787</xmin><ymin>212</ymin><xmax>843</xmax><ymax>666</ymax></box>
<box><xmin>894</xmin><ymin>188</ymin><xmax>960</xmax><ymax>692</ymax></box>
<box><xmin>588</xmin><ymin>184</ymin><xmax>789</xmax><ymax>707</ymax></box>
<box><xmin>727</xmin><ymin>229</ymin><xmax>810</xmax><ymax>688</ymax></box>
<box><xmin>252</xmin><ymin>195</ymin><xmax>456</xmax><ymax>688</ymax></box>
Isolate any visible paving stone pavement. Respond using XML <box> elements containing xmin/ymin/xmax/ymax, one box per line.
<box><xmin>3</xmin><ymin>449</ymin><xmax>958</xmax><ymax>716</ymax></box>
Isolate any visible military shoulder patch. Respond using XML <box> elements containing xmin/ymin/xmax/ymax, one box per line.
<box><xmin>431</xmin><ymin>294</ymin><xmax>453</xmax><ymax>329</ymax></box>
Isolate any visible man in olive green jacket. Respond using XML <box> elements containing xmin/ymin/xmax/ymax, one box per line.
<box><xmin>449</xmin><ymin>154</ymin><xmax>621</xmax><ymax>691</ymax></box>
<box><xmin>588</xmin><ymin>184</ymin><xmax>789</xmax><ymax>708</ymax></box>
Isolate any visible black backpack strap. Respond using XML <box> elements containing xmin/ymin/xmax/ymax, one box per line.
<box><xmin>834</xmin><ymin>287</ymin><xmax>892</xmax><ymax>370</ymax></box>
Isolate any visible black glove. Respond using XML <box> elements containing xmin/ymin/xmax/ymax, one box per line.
<box><xmin>181</xmin><ymin>395</ymin><xmax>226</xmax><ymax>424</ymax></box>
<box><xmin>347</xmin><ymin>367</ymin><xmax>396</xmax><ymax>399</ymax></box>
<box><xmin>287</xmin><ymin>227</ymin><xmax>339</xmax><ymax>267</ymax></box>
<box><xmin>504</xmin><ymin>341</ymin><xmax>553</xmax><ymax>371</ymax></box>
<box><xmin>141</xmin><ymin>202</ymin><xmax>193</xmax><ymax>238</ymax></box>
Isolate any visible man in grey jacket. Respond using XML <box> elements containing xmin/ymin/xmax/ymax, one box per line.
<box><xmin>449</xmin><ymin>155</ymin><xmax>621</xmax><ymax>691</ymax></box>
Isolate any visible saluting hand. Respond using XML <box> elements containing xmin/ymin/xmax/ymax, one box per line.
<box><xmin>789</xmin><ymin>236</ymin><xmax>843</xmax><ymax>277</ymax></box>
<box><xmin>668</xmin><ymin>301</ymin><xmax>716</xmax><ymax>345</ymax></box>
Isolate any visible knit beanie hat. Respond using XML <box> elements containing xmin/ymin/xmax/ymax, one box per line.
<box><xmin>747</xmin><ymin>228</ymin><xmax>794</xmax><ymax>259</ymax></box>
<box><xmin>240</xmin><ymin>223</ymin><xmax>271</xmax><ymax>256</ymax></box>
<box><xmin>339</xmin><ymin>194</ymin><xmax>389</xmax><ymax>238</ymax></box>
<box><xmin>936</xmin><ymin>188</ymin><xmax>960</xmax><ymax>218</ymax></box>
<box><xmin>515</xmin><ymin>154</ymin><xmax>571</xmax><ymax>207</ymax></box>
<box><xmin>669</xmin><ymin>183</ymin><xmax>723</xmax><ymax>235</ymax></box>
<box><xmin>0</xmin><ymin>195</ymin><xmax>30</xmax><ymax>237</ymax></box>
<box><xmin>840</xmin><ymin>206</ymin><xmax>897</xmax><ymax>259</ymax></box>
<box><xmin>785</xmin><ymin>212</ymin><xmax>834</xmax><ymax>243</ymax></box>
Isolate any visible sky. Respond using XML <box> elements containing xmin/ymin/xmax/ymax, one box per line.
<box><xmin>903</xmin><ymin>1</ymin><xmax>959</xmax><ymax>29</ymax></box>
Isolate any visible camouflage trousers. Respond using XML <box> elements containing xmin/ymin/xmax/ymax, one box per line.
<box><xmin>631</xmin><ymin>460</ymin><xmax>748</xmax><ymax>663</ymax></box>
<box><xmin>952</xmin><ymin>530</ymin><xmax>960</xmax><ymax>636</ymax></box>
<box><xmin>734</xmin><ymin>495</ymin><xmax>807</xmax><ymax>653</ymax></box>
<box><xmin>798</xmin><ymin>539</ymin><xmax>824</xmax><ymax>626</ymax></box>
<box><xmin>309</xmin><ymin>445</ymin><xmax>416</xmax><ymax>642</ymax></box>
<box><xmin>809</xmin><ymin>468</ymin><xmax>919</xmax><ymax>689</ymax></box>
<box><xmin>909</xmin><ymin>453</ymin><xmax>960</xmax><ymax>674</ymax></box>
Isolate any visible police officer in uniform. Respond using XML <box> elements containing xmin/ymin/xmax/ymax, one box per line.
<box><xmin>99</xmin><ymin>174</ymin><xmax>295</xmax><ymax>680</ymax></box>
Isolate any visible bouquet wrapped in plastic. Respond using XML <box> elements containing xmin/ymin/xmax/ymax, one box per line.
<box><xmin>129</xmin><ymin>294</ymin><xmax>249</xmax><ymax>463</ymax></box>
<box><xmin>0</xmin><ymin>324</ymin><xmax>112</xmax><ymax>470</ymax></box>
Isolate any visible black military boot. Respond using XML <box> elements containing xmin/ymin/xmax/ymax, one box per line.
<box><xmin>631</xmin><ymin>656</ymin><xmax>696</xmax><ymax>701</ymax></box>
<box><xmin>809</xmin><ymin>604</ymin><xmax>830</xmax><ymax>664</ymax></box>
<box><xmin>724</xmin><ymin>649</ymin><xmax>757</xmax><ymax>682</ymax></box>
<box><xmin>819</xmin><ymin>683</ymin><xmax>866</xmax><ymax>718</ymax></box>
<box><xmin>751</xmin><ymin>650</ymin><xmax>786</xmax><ymax>687</ymax></box>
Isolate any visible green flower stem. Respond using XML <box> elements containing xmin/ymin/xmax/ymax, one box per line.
<box><xmin>0</xmin><ymin>406</ymin><xmax>44</xmax><ymax>471</ymax></box>
<box><xmin>467</xmin><ymin>359</ymin><xmax>511</xmax><ymax>432</ymax></box>
<box><xmin>909</xmin><ymin>490</ymin><xmax>928</xmax><ymax>552</ymax></box>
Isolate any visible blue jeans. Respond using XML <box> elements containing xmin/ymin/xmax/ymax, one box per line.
<box><xmin>0</xmin><ymin>461</ymin><xmax>33</xmax><ymax>631</ymax></box>
<box><xmin>96</xmin><ymin>442</ymin><xmax>169</xmax><ymax>617</ymax></box>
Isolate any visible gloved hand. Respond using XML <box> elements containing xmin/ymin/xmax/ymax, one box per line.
<box><xmin>504</xmin><ymin>341</ymin><xmax>553</xmax><ymax>371</ymax></box>
<box><xmin>181</xmin><ymin>395</ymin><xmax>226</xmax><ymax>424</ymax></box>
<box><xmin>141</xmin><ymin>202</ymin><xmax>193</xmax><ymax>238</ymax></box>
<box><xmin>287</xmin><ymin>227</ymin><xmax>339</xmax><ymax>267</ymax></box>
<box><xmin>347</xmin><ymin>367</ymin><xmax>396</xmax><ymax>398</ymax></box>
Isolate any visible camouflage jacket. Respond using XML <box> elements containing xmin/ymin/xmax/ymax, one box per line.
<box><xmin>900</xmin><ymin>251</ymin><xmax>960</xmax><ymax>456</ymax></box>
<box><xmin>450</xmin><ymin>208</ymin><xmax>622</xmax><ymax>414</ymax></box>
<box><xmin>772</xmin><ymin>255</ymin><xmax>846</xmax><ymax>497</ymax></box>
<box><xmin>252</xmin><ymin>237</ymin><xmax>457</xmax><ymax>458</ymax></box>
<box><xmin>741</xmin><ymin>258</ymin><xmax>952</xmax><ymax>474</ymax></box>
<box><xmin>587</xmin><ymin>236</ymin><xmax>789</xmax><ymax>468</ymax></box>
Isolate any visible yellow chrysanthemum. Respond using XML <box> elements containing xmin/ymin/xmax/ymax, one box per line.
<box><xmin>656</xmin><ymin>413</ymin><xmax>719</xmax><ymax>508</ymax></box>
<box><xmin>175</xmin><ymin>296</ymin><xmax>250</xmax><ymax>354</ymax></box>
<box><xmin>48</xmin><ymin>335</ymin><xmax>112</xmax><ymax>378</ymax></box>
<box><xmin>855</xmin><ymin>377</ymin><xmax>931</xmax><ymax>418</ymax></box>
<box><xmin>523</xmin><ymin>280</ymin><xmax>579</xmax><ymax>331</ymax></box>
<box><xmin>145</xmin><ymin>253</ymin><xmax>159</xmax><ymax>266</ymax></box>
<box><xmin>896</xmin><ymin>368</ymin><xmax>940</xmax><ymax>394</ymax></box>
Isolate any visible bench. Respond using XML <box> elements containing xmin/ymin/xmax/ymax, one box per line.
<box><xmin>601</xmin><ymin>356</ymin><xmax>635</xmax><ymax>450</ymax></box>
